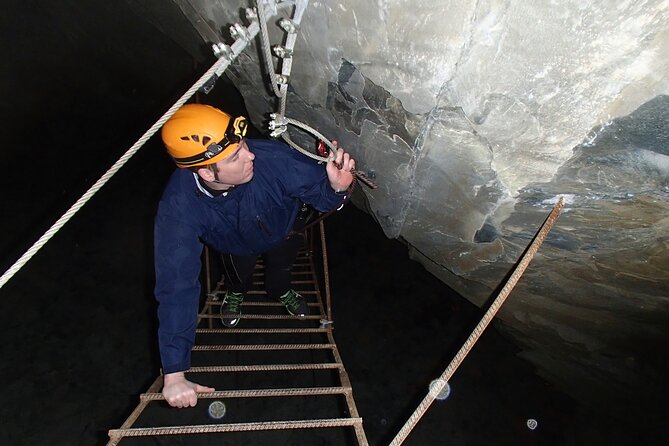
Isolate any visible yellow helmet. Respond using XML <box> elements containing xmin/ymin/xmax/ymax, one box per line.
<box><xmin>161</xmin><ymin>104</ymin><xmax>248</xmax><ymax>168</ymax></box>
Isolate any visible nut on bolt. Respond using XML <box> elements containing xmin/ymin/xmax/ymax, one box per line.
<box><xmin>212</xmin><ymin>43</ymin><xmax>234</xmax><ymax>60</ymax></box>
<box><xmin>272</xmin><ymin>45</ymin><xmax>293</xmax><ymax>58</ymax></box>
<box><xmin>270</xmin><ymin>126</ymin><xmax>287</xmax><ymax>137</ymax></box>
<box><xmin>229</xmin><ymin>23</ymin><xmax>250</xmax><ymax>41</ymax></box>
<box><xmin>244</xmin><ymin>7</ymin><xmax>257</xmax><ymax>21</ymax></box>
<box><xmin>278</xmin><ymin>18</ymin><xmax>298</xmax><ymax>33</ymax></box>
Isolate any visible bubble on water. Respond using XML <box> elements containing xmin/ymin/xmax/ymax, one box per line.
<box><xmin>527</xmin><ymin>418</ymin><xmax>538</xmax><ymax>430</ymax></box>
<box><xmin>208</xmin><ymin>400</ymin><xmax>227</xmax><ymax>419</ymax></box>
<box><xmin>429</xmin><ymin>379</ymin><xmax>451</xmax><ymax>400</ymax></box>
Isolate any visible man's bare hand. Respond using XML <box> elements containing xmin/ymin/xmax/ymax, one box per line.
<box><xmin>326</xmin><ymin>141</ymin><xmax>356</xmax><ymax>193</ymax></box>
<box><xmin>162</xmin><ymin>372</ymin><xmax>215</xmax><ymax>408</ymax></box>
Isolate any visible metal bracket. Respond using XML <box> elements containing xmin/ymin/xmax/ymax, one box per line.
<box><xmin>319</xmin><ymin>319</ymin><xmax>334</xmax><ymax>328</ymax></box>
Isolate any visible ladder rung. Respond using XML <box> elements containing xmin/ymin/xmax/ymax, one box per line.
<box><xmin>254</xmin><ymin>271</ymin><xmax>312</xmax><ymax>276</ymax></box>
<box><xmin>192</xmin><ymin>343</ymin><xmax>336</xmax><ymax>351</ymax></box>
<box><xmin>198</xmin><ymin>313</ymin><xmax>323</xmax><ymax>320</ymax></box>
<box><xmin>247</xmin><ymin>290</ymin><xmax>318</xmax><ymax>295</ymax></box>
<box><xmin>140</xmin><ymin>386</ymin><xmax>351</xmax><ymax>401</ymax></box>
<box><xmin>187</xmin><ymin>363</ymin><xmax>342</xmax><ymax>373</ymax></box>
<box><xmin>196</xmin><ymin>328</ymin><xmax>329</xmax><ymax>334</ymax></box>
<box><xmin>254</xmin><ymin>265</ymin><xmax>311</xmax><ymax>271</ymax></box>
<box><xmin>109</xmin><ymin>418</ymin><xmax>363</xmax><ymax>438</ymax></box>
<box><xmin>253</xmin><ymin>280</ymin><xmax>316</xmax><ymax>285</ymax></box>
<box><xmin>204</xmin><ymin>301</ymin><xmax>320</xmax><ymax>307</ymax></box>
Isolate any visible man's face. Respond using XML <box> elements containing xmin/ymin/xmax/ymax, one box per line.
<box><xmin>211</xmin><ymin>139</ymin><xmax>255</xmax><ymax>187</ymax></box>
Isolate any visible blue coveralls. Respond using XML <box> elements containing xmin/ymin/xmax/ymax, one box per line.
<box><xmin>154</xmin><ymin>138</ymin><xmax>347</xmax><ymax>374</ymax></box>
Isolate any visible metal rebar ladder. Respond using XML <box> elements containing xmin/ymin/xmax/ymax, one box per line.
<box><xmin>107</xmin><ymin>221</ymin><xmax>368</xmax><ymax>445</ymax></box>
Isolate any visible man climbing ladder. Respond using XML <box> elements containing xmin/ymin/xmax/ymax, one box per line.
<box><xmin>154</xmin><ymin>103</ymin><xmax>356</xmax><ymax>408</ymax></box>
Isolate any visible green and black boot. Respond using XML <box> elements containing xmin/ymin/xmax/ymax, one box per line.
<box><xmin>220</xmin><ymin>291</ymin><xmax>244</xmax><ymax>327</ymax></box>
<box><xmin>279</xmin><ymin>289</ymin><xmax>309</xmax><ymax>318</ymax></box>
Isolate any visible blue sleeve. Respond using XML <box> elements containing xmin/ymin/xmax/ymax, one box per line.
<box><xmin>154</xmin><ymin>206</ymin><xmax>203</xmax><ymax>374</ymax></box>
<box><xmin>284</xmin><ymin>149</ymin><xmax>348</xmax><ymax>212</ymax></box>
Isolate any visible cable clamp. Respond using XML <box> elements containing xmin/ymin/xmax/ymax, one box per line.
<box><xmin>268</xmin><ymin>113</ymin><xmax>288</xmax><ymax>137</ymax></box>
<box><xmin>270</xmin><ymin>126</ymin><xmax>287</xmax><ymax>137</ymax></box>
<box><xmin>269</xmin><ymin>113</ymin><xmax>288</xmax><ymax>127</ymax></box>
<box><xmin>229</xmin><ymin>22</ymin><xmax>251</xmax><ymax>41</ymax></box>
<box><xmin>212</xmin><ymin>43</ymin><xmax>234</xmax><ymax>61</ymax></box>
<box><xmin>320</xmin><ymin>319</ymin><xmax>334</xmax><ymax>328</ymax></box>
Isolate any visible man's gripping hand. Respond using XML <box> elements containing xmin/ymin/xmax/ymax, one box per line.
<box><xmin>326</xmin><ymin>141</ymin><xmax>356</xmax><ymax>193</ymax></box>
<box><xmin>162</xmin><ymin>372</ymin><xmax>215</xmax><ymax>408</ymax></box>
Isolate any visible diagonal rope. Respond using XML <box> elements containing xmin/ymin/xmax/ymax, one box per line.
<box><xmin>0</xmin><ymin>15</ymin><xmax>269</xmax><ymax>291</ymax></box>
<box><xmin>389</xmin><ymin>197</ymin><xmax>565</xmax><ymax>446</ymax></box>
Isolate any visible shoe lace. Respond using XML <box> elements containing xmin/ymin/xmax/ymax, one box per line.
<box><xmin>280</xmin><ymin>290</ymin><xmax>301</xmax><ymax>311</ymax></box>
<box><xmin>281</xmin><ymin>290</ymin><xmax>302</xmax><ymax>310</ymax></box>
<box><xmin>224</xmin><ymin>292</ymin><xmax>244</xmax><ymax>312</ymax></box>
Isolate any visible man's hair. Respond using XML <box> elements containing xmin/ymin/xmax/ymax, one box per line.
<box><xmin>187</xmin><ymin>164</ymin><xmax>213</xmax><ymax>174</ymax></box>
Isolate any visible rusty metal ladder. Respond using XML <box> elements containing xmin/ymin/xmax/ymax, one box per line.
<box><xmin>107</xmin><ymin>222</ymin><xmax>368</xmax><ymax>445</ymax></box>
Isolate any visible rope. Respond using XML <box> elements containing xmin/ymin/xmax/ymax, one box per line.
<box><xmin>0</xmin><ymin>16</ymin><xmax>266</xmax><ymax>291</ymax></box>
<box><xmin>389</xmin><ymin>197</ymin><xmax>565</xmax><ymax>446</ymax></box>
<box><xmin>256</xmin><ymin>0</ymin><xmax>285</xmax><ymax>98</ymax></box>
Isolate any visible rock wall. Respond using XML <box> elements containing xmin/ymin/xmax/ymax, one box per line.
<box><xmin>169</xmin><ymin>0</ymin><xmax>669</xmax><ymax>419</ymax></box>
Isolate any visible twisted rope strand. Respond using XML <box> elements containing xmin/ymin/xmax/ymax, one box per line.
<box><xmin>0</xmin><ymin>20</ymin><xmax>267</xmax><ymax>290</ymax></box>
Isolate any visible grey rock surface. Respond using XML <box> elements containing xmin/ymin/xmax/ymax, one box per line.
<box><xmin>172</xmin><ymin>0</ymin><xmax>669</xmax><ymax>422</ymax></box>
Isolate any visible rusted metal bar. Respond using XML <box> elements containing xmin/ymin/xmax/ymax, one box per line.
<box><xmin>247</xmin><ymin>289</ymin><xmax>318</xmax><ymax>295</ymax></box>
<box><xmin>208</xmin><ymin>301</ymin><xmax>320</xmax><ymax>307</ymax></box>
<box><xmin>192</xmin><ymin>343</ymin><xmax>336</xmax><ymax>351</ymax></box>
<box><xmin>140</xmin><ymin>386</ymin><xmax>351</xmax><ymax>401</ymax></box>
<box><xmin>187</xmin><ymin>363</ymin><xmax>342</xmax><ymax>373</ymax></box>
<box><xmin>197</xmin><ymin>313</ymin><xmax>323</xmax><ymax>320</ymax></box>
<box><xmin>389</xmin><ymin>198</ymin><xmax>565</xmax><ymax>446</ymax></box>
<box><xmin>195</xmin><ymin>327</ymin><xmax>329</xmax><ymax>334</ymax></box>
<box><xmin>319</xmin><ymin>221</ymin><xmax>333</xmax><ymax>322</ymax></box>
<box><xmin>109</xmin><ymin>418</ymin><xmax>363</xmax><ymax>438</ymax></box>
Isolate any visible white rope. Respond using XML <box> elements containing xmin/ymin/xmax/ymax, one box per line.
<box><xmin>0</xmin><ymin>16</ymin><xmax>267</xmax><ymax>290</ymax></box>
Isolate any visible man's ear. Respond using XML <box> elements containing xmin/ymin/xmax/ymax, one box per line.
<box><xmin>196</xmin><ymin>166</ymin><xmax>214</xmax><ymax>182</ymax></box>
